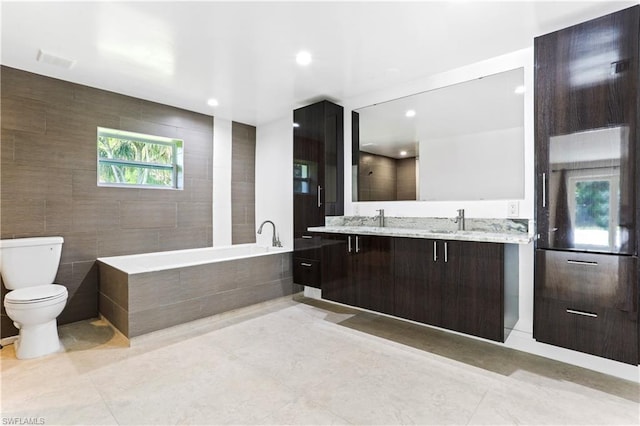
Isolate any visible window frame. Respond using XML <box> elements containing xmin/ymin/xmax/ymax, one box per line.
<box><xmin>97</xmin><ymin>127</ymin><xmax>184</xmax><ymax>190</ymax></box>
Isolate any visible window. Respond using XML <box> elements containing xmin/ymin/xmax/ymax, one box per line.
<box><xmin>97</xmin><ymin>127</ymin><xmax>183</xmax><ymax>189</ymax></box>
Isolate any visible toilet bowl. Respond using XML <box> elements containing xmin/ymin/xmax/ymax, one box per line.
<box><xmin>4</xmin><ymin>285</ymin><xmax>68</xmax><ymax>359</ymax></box>
<box><xmin>0</xmin><ymin>237</ymin><xmax>68</xmax><ymax>359</ymax></box>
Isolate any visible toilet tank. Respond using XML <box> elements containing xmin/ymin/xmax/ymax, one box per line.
<box><xmin>0</xmin><ymin>237</ymin><xmax>64</xmax><ymax>290</ymax></box>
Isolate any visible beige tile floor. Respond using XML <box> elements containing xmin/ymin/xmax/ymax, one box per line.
<box><xmin>1</xmin><ymin>295</ymin><xmax>639</xmax><ymax>425</ymax></box>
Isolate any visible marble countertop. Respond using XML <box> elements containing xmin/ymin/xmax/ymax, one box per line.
<box><xmin>307</xmin><ymin>225</ymin><xmax>532</xmax><ymax>245</ymax></box>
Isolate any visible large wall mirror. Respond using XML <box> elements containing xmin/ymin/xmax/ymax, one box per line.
<box><xmin>353</xmin><ymin>67</ymin><xmax>525</xmax><ymax>202</ymax></box>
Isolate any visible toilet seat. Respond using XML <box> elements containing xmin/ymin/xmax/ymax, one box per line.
<box><xmin>4</xmin><ymin>284</ymin><xmax>67</xmax><ymax>305</ymax></box>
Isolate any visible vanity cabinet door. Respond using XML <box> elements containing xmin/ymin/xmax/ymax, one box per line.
<box><xmin>321</xmin><ymin>234</ymin><xmax>355</xmax><ymax>306</ymax></box>
<box><xmin>441</xmin><ymin>241</ymin><xmax>505</xmax><ymax>342</ymax></box>
<box><xmin>320</xmin><ymin>234</ymin><xmax>393</xmax><ymax>313</ymax></box>
<box><xmin>353</xmin><ymin>235</ymin><xmax>394</xmax><ymax>315</ymax></box>
<box><xmin>394</xmin><ymin>238</ymin><xmax>442</xmax><ymax>326</ymax></box>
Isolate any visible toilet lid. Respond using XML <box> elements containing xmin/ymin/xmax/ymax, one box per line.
<box><xmin>5</xmin><ymin>284</ymin><xmax>67</xmax><ymax>304</ymax></box>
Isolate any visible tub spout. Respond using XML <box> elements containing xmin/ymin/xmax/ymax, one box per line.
<box><xmin>257</xmin><ymin>220</ymin><xmax>282</xmax><ymax>247</ymax></box>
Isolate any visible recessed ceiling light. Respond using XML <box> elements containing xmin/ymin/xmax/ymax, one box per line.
<box><xmin>405</xmin><ymin>110</ymin><xmax>416</xmax><ymax>117</ymax></box>
<box><xmin>514</xmin><ymin>85</ymin><xmax>525</xmax><ymax>95</ymax></box>
<box><xmin>296</xmin><ymin>51</ymin><xmax>312</xmax><ymax>66</ymax></box>
<box><xmin>207</xmin><ymin>98</ymin><xmax>219</xmax><ymax>107</ymax></box>
<box><xmin>293</xmin><ymin>122</ymin><xmax>300</xmax><ymax>128</ymax></box>
<box><xmin>400</xmin><ymin>151</ymin><xmax>408</xmax><ymax>156</ymax></box>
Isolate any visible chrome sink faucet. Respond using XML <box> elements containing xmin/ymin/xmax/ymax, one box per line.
<box><xmin>454</xmin><ymin>209</ymin><xmax>465</xmax><ymax>231</ymax></box>
<box><xmin>375</xmin><ymin>209</ymin><xmax>385</xmax><ymax>227</ymax></box>
<box><xmin>257</xmin><ymin>220</ymin><xmax>282</xmax><ymax>247</ymax></box>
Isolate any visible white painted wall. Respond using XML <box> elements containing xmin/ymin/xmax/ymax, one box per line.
<box><xmin>255</xmin><ymin>116</ymin><xmax>293</xmax><ymax>249</ymax></box>
<box><xmin>212</xmin><ymin>117</ymin><xmax>232</xmax><ymax>246</ymax></box>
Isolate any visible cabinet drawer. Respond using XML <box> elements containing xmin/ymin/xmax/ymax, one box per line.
<box><xmin>293</xmin><ymin>257</ymin><xmax>321</xmax><ymax>288</ymax></box>
<box><xmin>535</xmin><ymin>297</ymin><xmax>638</xmax><ymax>364</ymax></box>
<box><xmin>536</xmin><ymin>250</ymin><xmax>637</xmax><ymax>312</ymax></box>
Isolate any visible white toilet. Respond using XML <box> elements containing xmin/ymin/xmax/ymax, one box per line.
<box><xmin>0</xmin><ymin>237</ymin><xmax>68</xmax><ymax>359</ymax></box>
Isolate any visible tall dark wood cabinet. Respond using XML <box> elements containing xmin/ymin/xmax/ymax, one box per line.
<box><xmin>293</xmin><ymin>101</ymin><xmax>344</xmax><ymax>288</ymax></box>
<box><xmin>534</xmin><ymin>6</ymin><xmax>640</xmax><ymax>364</ymax></box>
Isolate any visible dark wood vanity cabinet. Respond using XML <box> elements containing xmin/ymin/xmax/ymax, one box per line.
<box><xmin>321</xmin><ymin>234</ymin><xmax>394</xmax><ymax>315</ymax></box>
<box><xmin>394</xmin><ymin>238</ymin><xmax>505</xmax><ymax>342</ymax></box>
<box><xmin>534</xmin><ymin>6</ymin><xmax>640</xmax><ymax>364</ymax></box>
<box><xmin>293</xmin><ymin>101</ymin><xmax>344</xmax><ymax>288</ymax></box>
<box><xmin>321</xmin><ymin>234</ymin><xmax>507</xmax><ymax>342</ymax></box>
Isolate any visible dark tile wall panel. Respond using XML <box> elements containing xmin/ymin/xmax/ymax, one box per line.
<box><xmin>231</xmin><ymin>121</ymin><xmax>256</xmax><ymax>244</ymax></box>
<box><xmin>358</xmin><ymin>152</ymin><xmax>397</xmax><ymax>201</ymax></box>
<box><xmin>396</xmin><ymin>157</ymin><xmax>417</xmax><ymax>201</ymax></box>
<box><xmin>0</xmin><ymin>66</ymin><xmax>213</xmax><ymax>337</ymax></box>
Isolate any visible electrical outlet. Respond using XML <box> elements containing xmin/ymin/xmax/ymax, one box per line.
<box><xmin>507</xmin><ymin>201</ymin><xmax>519</xmax><ymax>218</ymax></box>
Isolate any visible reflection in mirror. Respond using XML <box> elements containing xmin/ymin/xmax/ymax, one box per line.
<box><xmin>353</xmin><ymin>68</ymin><xmax>525</xmax><ymax>202</ymax></box>
<box><xmin>548</xmin><ymin>127</ymin><xmax>627</xmax><ymax>252</ymax></box>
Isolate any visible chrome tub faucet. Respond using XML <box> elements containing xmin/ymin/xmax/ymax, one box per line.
<box><xmin>257</xmin><ymin>220</ymin><xmax>282</xmax><ymax>247</ymax></box>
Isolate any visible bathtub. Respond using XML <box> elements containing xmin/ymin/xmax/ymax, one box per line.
<box><xmin>97</xmin><ymin>244</ymin><xmax>294</xmax><ymax>339</ymax></box>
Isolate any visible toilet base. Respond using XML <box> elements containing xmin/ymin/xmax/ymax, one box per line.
<box><xmin>14</xmin><ymin>319</ymin><xmax>62</xmax><ymax>359</ymax></box>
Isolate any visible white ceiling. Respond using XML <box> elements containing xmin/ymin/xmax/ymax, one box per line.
<box><xmin>1</xmin><ymin>1</ymin><xmax>637</xmax><ymax>127</ymax></box>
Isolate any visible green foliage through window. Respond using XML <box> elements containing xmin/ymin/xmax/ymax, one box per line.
<box><xmin>575</xmin><ymin>180</ymin><xmax>610</xmax><ymax>229</ymax></box>
<box><xmin>97</xmin><ymin>127</ymin><xmax>183</xmax><ymax>189</ymax></box>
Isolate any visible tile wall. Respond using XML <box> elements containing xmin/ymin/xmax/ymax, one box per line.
<box><xmin>0</xmin><ymin>66</ymin><xmax>214</xmax><ymax>338</ymax></box>
<box><xmin>231</xmin><ymin>121</ymin><xmax>256</xmax><ymax>243</ymax></box>
<box><xmin>358</xmin><ymin>152</ymin><xmax>417</xmax><ymax>201</ymax></box>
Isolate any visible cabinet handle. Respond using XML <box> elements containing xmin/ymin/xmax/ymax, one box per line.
<box><xmin>318</xmin><ymin>185</ymin><xmax>322</xmax><ymax>207</ymax></box>
<box><xmin>355</xmin><ymin>235</ymin><xmax>360</xmax><ymax>253</ymax></box>
<box><xmin>444</xmin><ymin>242</ymin><xmax>448</xmax><ymax>263</ymax></box>
<box><xmin>567</xmin><ymin>260</ymin><xmax>598</xmax><ymax>266</ymax></box>
<box><xmin>566</xmin><ymin>309</ymin><xmax>598</xmax><ymax>318</ymax></box>
<box><xmin>433</xmin><ymin>241</ymin><xmax>438</xmax><ymax>262</ymax></box>
<box><xmin>300</xmin><ymin>262</ymin><xmax>313</xmax><ymax>267</ymax></box>
<box><xmin>301</xmin><ymin>235</ymin><xmax>313</xmax><ymax>239</ymax></box>
<box><xmin>542</xmin><ymin>172</ymin><xmax>546</xmax><ymax>208</ymax></box>
<box><xmin>348</xmin><ymin>236</ymin><xmax>352</xmax><ymax>253</ymax></box>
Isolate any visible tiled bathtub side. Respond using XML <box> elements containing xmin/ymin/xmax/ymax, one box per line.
<box><xmin>98</xmin><ymin>262</ymin><xmax>130</xmax><ymax>337</ymax></box>
<box><xmin>127</xmin><ymin>252</ymin><xmax>294</xmax><ymax>338</ymax></box>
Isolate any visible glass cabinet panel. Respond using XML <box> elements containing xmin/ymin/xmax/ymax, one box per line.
<box><xmin>547</xmin><ymin>126</ymin><xmax>632</xmax><ymax>253</ymax></box>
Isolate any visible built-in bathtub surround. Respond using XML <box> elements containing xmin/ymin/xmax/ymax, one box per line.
<box><xmin>98</xmin><ymin>244</ymin><xmax>295</xmax><ymax>338</ymax></box>
<box><xmin>0</xmin><ymin>66</ymin><xmax>214</xmax><ymax>339</ymax></box>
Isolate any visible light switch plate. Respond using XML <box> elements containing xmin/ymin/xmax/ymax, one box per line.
<box><xmin>507</xmin><ymin>201</ymin><xmax>519</xmax><ymax>217</ymax></box>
